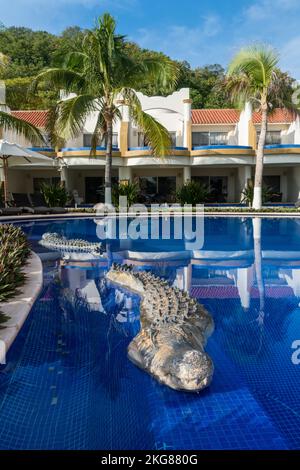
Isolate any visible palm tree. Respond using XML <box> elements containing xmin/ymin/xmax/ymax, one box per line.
<box><xmin>225</xmin><ymin>45</ymin><xmax>297</xmax><ymax>209</ymax></box>
<box><xmin>0</xmin><ymin>54</ymin><xmax>43</xmax><ymax>143</ymax></box>
<box><xmin>33</xmin><ymin>13</ymin><xmax>179</xmax><ymax>204</ymax></box>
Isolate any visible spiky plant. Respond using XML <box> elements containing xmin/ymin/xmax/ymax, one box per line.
<box><xmin>40</xmin><ymin>183</ymin><xmax>69</xmax><ymax>207</ymax></box>
<box><xmin>33</xmin><ymin>13</ymin><xmax>179</xmax><ymax>204</ymax></box>
<box><xmin>112</xmin><ymin>181</ymin><xmax>140</xmax><ymax>208</ymax></box>
<box><xmin>176</xmin><ymin>181</ymin><xmax>210</xmax><ymax>206</ymax></box>
<box><xmin>0</xmin><ymin>225</ymin><xmax>30</xmax><ymax>311</ymax></box>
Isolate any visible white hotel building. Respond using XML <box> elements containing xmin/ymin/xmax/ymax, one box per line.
<box><xmin>3</xmin><ymin>86</ymin><xmax>300</xmax><ymax>204</ymax></box>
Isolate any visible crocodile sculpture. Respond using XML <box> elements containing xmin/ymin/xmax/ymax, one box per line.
<box><xmin>106</xmin><ymin>263</ymin><xmax>214</xmax><ymax>392</ymax></box>
<box><xmin>39</xmin><ymin>232</ymin><xmax>104</xmax><ymax>256</ymax></box>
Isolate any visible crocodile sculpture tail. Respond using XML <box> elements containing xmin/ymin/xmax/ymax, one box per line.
<box><xmin>106</xmin><ymin>263</ymin><xmax>214</xmax><ymax>392</ymax></box>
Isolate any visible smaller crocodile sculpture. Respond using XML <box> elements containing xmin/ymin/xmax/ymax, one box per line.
<box><xmin>39</xmin><ymin>232</ymin><xmax>104</xmax><ymax>256</ymax></box>
<box><xmin>106</xmin><ymin>263</ymin><xmax>214</xmax><ymax>392</ymax></box>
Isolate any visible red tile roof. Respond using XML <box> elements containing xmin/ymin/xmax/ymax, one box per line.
<box><xmin>11</xmin><ymin>110</ymin><xmax>48</xmax><ymax>128</ymax></box>
<box><xmin>252</xmin><ymin>108</ymin><xmax>294</xmax><ymax>124</ymax></box>
<box><xmin>192</xmin><ymin>109</ymin><xmax>240</xmax><ymax>125</ymax></box>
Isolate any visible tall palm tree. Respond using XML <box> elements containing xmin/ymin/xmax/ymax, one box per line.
<box><xmin>225</xmin><ymin>45</ymin><xmax>297</xmax><ymax>209</ymax></box>
<box><xmin>0</xmin><ymin>53</ymin><xmax>43</xmax><ymax>143</ymax></box>
<box><xmin>0</xmin><ymin>59</ymin><xmax>44</xmax><ymax>203</ymax></box>
<box><xmin>33</xmin><ymin>13</ymin><xmax>179</xmax><ymax>204</ymax></box>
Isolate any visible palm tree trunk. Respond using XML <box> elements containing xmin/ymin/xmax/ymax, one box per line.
<box><xmin>253</xmin><ymin>100</ymin><xmax>268</xmax><ymax>209</ymax></box>
<box><xmin>105</xmin><ymin>117</ymin><xmax>113</xmax><ymax>205</ymax></box>
<box><xmin>2</xmin><ymin>156</ymin><xmax>9</xmax><ymax>207</ymax></box>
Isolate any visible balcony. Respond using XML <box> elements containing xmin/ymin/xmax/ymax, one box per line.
<box><xmin>57</xmin><ymin>146</ymin><xmax>120</xmax><ymax>158</ymax></box>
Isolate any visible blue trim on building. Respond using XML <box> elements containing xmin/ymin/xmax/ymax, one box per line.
<box><xmin>60</xmin><ymin>146</ymin><xmax>119</xmax><ymax>151</ymax></box>
<box><xmin>128</xmin><ymin>146</ymin><xmax>151</xmax><ymax>151</ymax></box>
<box><xmin>264</xmin><ymin>144</ymin><xmax>300</xmax><ymax>149</ymax></box>
<box><xmin>128</xmin><ymin>146</ymin><xmax>188</xmax><ymax>151</ymax></box>
<box><xmin>28</xmin><ymin>147</ymin><xmax>54</xmax><ymax>152</ymax></box>
<box><xmin>192</xmin><ymin>145</ymin><xmax>252</xmax><ymax>150</ymax></box>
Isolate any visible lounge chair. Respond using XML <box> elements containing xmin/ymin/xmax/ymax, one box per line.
<box><xmin>0</xmin><ymin>201</ymin><xmax>23</xmax><ymax>216</ymax></box>
<box><xmin>30</xmin><ymin>193</ymin><xmax>67</xmax><ymax>214</ymax></box>
<box><xmin>13</xmin><ymin>192</ymin><xmax>50</xmax><ymax>214</ymax></box>
<box><xmin>12</xmin><ymin>193</ymin><xmax>35</xmax><ymax>214</ymax></box>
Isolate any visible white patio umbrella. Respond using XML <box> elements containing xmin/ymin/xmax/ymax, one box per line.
<box><xmin>0</xmin><ymin>140</ymin><xmax>55</xmax><ymax>206</ymax></box>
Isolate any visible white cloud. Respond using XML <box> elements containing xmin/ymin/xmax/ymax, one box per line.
<box><xmin>280</xmin><ymin>35</ymin><xmax>300</xmax><ymax>78</ymax></box>
<box><xmin>134</xmin><ymin>15</ymin><xmax>222</xmax><ymax>65</ymax></box>
<box><xmin>246</xmin><ymin>0</ymin><xmax>299</xmax><ymax>21</ymax></box>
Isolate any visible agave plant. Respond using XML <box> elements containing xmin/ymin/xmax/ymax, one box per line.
<box><xmin>112</xmin><ymin>181</ymin><xmax>140</xmax><ymax>208</ymax></box>
<box><xmin>0</xmin><ymin>225</ymin><xmax>30</xmax><ymax>326</ymax></box>
<box><xmin>241</xmin><ymin>181</ymin><xmax>277</xmax><ymax>206</ymax></box>
<box><xmin>40</xmin><ymin>183</ymin><xmax>69</xmax><ymax>207</ymax></box>
<box><xmin>176</xmin><ymin>181</ymin><xmax>210</xmax><ymax>206</ymax></box>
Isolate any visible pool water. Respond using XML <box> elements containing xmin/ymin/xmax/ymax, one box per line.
<box><xmin>1</xmin><ymin>216</ymin><xmax>300</xmax><ymax>450</ymax></box>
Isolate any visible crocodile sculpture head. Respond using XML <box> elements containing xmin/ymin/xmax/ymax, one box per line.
<box><xmin>106</xmin><ymin>263</ymin><xmax>214</xmax><ymax>392</ymax></box>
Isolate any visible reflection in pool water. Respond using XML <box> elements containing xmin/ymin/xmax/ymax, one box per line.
<box><xmin>0</xmin><ymin>216</ymin><xmax>300</xmax><ymax>449</ymax></box>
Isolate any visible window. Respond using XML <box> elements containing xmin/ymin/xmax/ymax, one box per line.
<box><xmin>209</xmin><ymin>132</ymin><xmax>228</xmax><ymax>145</ymax></box>
<box><xmin>139</xmin><ymin>176</ymin><xmax>176</xmax><ymax>199</ymax></box>
<box><xmin>169</xmin><ymin>132</ymin><xmax>177</xmax><ymax>147</ymax></box>
<box><xmin>257</xmin><ymin>131</ymin><xmax>281</xmax><ymax>145</ymax></box>
<box><xmin>42</xmin><ymin>133</ymin><xmax>51</xmax><ymax>147</ymax></box>
<box><xmin>138</xmin><ymin>132</ymin><xmax>148</xmax><ymax>147</ymax></box>
<box><xmin>192</xmin><ymin>176</ymin><xmax>209</xmax><ymax>187</ymax></box>
<box><xmin>192</xmin><ymin>132</ymin><xmax>228</xmax><ymax>147</ymax></box>
<box><xmin>83</xmin><ymin>133</ymin><xmax>118</xmax><ymax>147</ymax></box>
<box><xmin>191</xmin><ymin>175</ymin><xmax>228</xmax><ymax>202</ymax></box>
<box><xmin>192</xmin><ymin>132</ymin><xmax>209</xmax><ymax>147</ymax></box>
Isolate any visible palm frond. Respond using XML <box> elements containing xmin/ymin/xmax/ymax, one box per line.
<box><xmin>0</xmin><ymin>111</ymin><xmax>44</xmax><ymax>145</ymax></box>
<box><xmin>55</xmin><ymin>94</ymin><xmax>98</xmax><ymax>139</ymax></box>
<box><xmin>32</xmin><ymin>68</ymin><xmax>85</xmax><ymax>95</ymax></box>
<box><xmin>123</xmin><ymin>88</ymin><xmax>171</xmax><ymax>157</ymax></box>
<box><xmin>228</xmin><ymin>44</ymin><xmax>279</xmax><ymax>88</ymax></box>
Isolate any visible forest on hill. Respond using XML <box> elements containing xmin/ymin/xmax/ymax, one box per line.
<box><xmin>0</xmin><ymin>25</ymin><xmax>232</xmax><ymax>110</ymax></box>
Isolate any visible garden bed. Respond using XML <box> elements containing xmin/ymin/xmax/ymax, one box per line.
<box><xmin>0</xmin><ymin>225</ymin><xmax>43</xmax><ymax>363</ymax></box>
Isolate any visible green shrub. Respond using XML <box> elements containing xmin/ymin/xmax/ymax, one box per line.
<box><xmin>112</xmin><ymin>181</ymin><xmax>140</xmax><ymax>208</ymax></box>
<box><xmin>40</xmin><ymin>183</ymin><xmax>68</xmax><ymax>207</ymax></box>
<box><xmin>241</xmin><ymin>182</ymin><xmax>278</xmax><ymax>206</ymax></box>
<box><xmin>0</xmin><ymin>224</ymin><xmax>30</xmax><ymax>328</ymax></box>
<box><xmin>176</xmin><ymin>181</ymin><xmax>210</xmax><ymax>206</ymax></box>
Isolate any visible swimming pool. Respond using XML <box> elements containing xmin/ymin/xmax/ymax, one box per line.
<box><xmin>0</xmin><ymin>216</ymin><xmax>300</xmax><ymax>450</ymax></box>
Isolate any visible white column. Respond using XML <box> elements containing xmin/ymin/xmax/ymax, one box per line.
<box><xmin>118</xmin><ymin>167</ymin><xmax>132</xmax><ymax>183</ymax></box>
<box><xmin>236</xmin><ymin>267</ymin><xmax>253</xmax><ymax>310</ymax></box>
<box><xmin>0</xmin><ymin>167</ymin><xmax>4</xmax><ymax>183</ymax></box>
<box><xmin>237</xmin><ymin>102</ymin><xmax>252</xmax><ymax>146</ymax></box>
<box><xmin>281</xmin><ymin>172</ymin><xmax>287</xmax><ymax>202</ymax></box>
<box><xmin>116</xmin><ymin>99</ymin><xmax>130</xmax><ymax>152</ymax></box>
<box><xmin>294</xmin><ymin>116</ymin><xmax>300</xmax><ymax>144</ymax></box>
<box><xmin>183</xmin><ymin>99</ymin><xmax>192</xmax><ymax>150</ymax></box>
<box><xmin>183</xmin><ymin>166</ymin><xmax>191</xmax><ymax>183</ymax></box>
<box><xmin>60</xmin><ymin>166</ymin><xmax>70</xmax><ymax>190</ymax></box>
<box><xmin>238</xmin><ymin>165</ymin><xmax>252</xmax><ymax>201</ymax></box>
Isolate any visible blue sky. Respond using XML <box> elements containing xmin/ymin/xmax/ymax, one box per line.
<box><xmin>1</xmin><ymin>0</ymin><xmax>300</xmax><ymax>77</ymax></box>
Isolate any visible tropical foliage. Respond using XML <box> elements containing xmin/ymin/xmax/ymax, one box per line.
<box><xmin>225</xmin><ymin>44</ymin><xmax>297</xmax><ymax>209</ymax></box>
<box><xmin>176</xmin><ymin>181</ymin><xmax>210</xmax><ymax>206</ymax></box>
<box><xmin>34</xmin><ymin>13</ymin><xmax>179</xmax><ymax>203</ymax></box>
<box><xmin>0</xmin><ymin>25</ymin><xmax>232</xmax><ymax>110</ymax></box>
<box><xmin>112</xmin><ymin>181</ymin><xmax>140</xmax><ymax>208</ymax></box>
<box><xmin>241</xmin><ymin>181</ymin><xmax>278</xmax><ymax>206</ymax></box>
<box><xmin>0</xmin><ymin>225</ymin><xmax>30</xmax><ymax>328</ymax></box>
<box><xmin>40</xmin><ymin>183</ymin><xmax>69</xmax><ymax>207</ymax></box>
